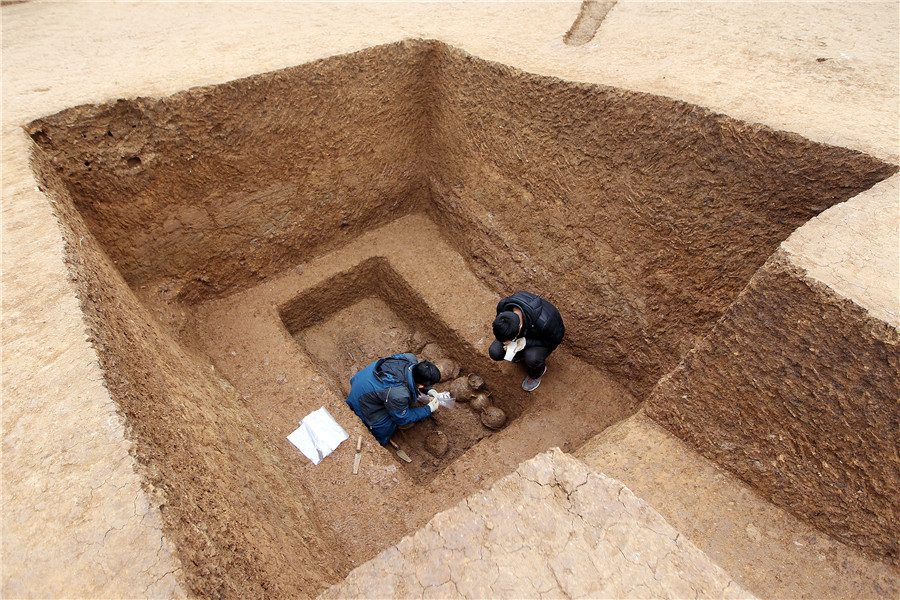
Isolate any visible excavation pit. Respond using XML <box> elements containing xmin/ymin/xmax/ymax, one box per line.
<box><xmin>164</xmin><ymin>213</ymin><xmax>638</xmax><ymax>584</ymax></box>
<box><xmin>280</xmin><ymin>255</ymin><xmax>525</xmax><ymax>482</ymax></box>
<box><xmin>25</xmin><ymin>38</ymin><xmax>897</xmax><ymax>598</ymax></box>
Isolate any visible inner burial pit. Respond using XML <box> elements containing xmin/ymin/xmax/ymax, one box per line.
<box><xmin>280</xmin><ymin>255</ymin><xmax>528</xmax><ymax>483</ymax></box>
<box><xmin>295</xmin><ymin>296</ymin><xmax>495</xmax><ymax>477</ymax></box>
<box><xmin>25</xmin><ymin>39</ymin><xmax>897</xmax><ymax>599</ymax></box>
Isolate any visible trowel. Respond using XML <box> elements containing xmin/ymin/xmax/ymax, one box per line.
<box><xmin>389</xmin><ymin>440</ymin><xmax>412</xmax><ymax>463</ymax></box>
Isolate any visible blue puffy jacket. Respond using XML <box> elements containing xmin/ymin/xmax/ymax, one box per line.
<box><xmin>345</xmin><ymin>353</ymin><xmax>433</xmax><ymax>445</ymax></box>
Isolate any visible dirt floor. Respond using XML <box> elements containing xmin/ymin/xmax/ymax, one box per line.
<box><xmin>294</xmin><ymin>296</ymin><xmax>497</xmax><ymax>481</ymax></box>
<box><xmin>178</xmin><ymin>214</ymin><xmax>640</xmax><ymax>569</ymax></box>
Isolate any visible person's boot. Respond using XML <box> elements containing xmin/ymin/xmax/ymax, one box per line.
<box><xmin>522</xmin><ymin>366</ymin><xmax>547</xmax><ymax>392</ymax></box>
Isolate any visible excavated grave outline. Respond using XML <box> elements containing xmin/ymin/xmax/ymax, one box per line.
<box><xmin>279</xmin><ymin>254</ymin><xmax>514</xmax><ymax>481</ymax></box>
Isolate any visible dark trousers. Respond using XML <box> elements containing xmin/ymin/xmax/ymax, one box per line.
<box><xmin>489</xmin><ymin>340</ymin><xmax>552</xmax><ymax>379</ymax></box>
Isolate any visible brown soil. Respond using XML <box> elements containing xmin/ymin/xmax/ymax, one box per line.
<box><xmin>646</xmin><ymin>249</ymin><xmax>900</xmax><ymax>564</ymax></box>
<box><xmin>182</xmin><ymin>215</ymin><xmax>639</xmax><ymax>572</ymax></box>
<box><xmin>24</xmin><ymin>39</ymin><xmax>897</xmax><ymax>597</ymax></box>
<box><xmin>294</xmin><ymin>295</ymin><xmax>497</xmax><ymax>482</ymax></box>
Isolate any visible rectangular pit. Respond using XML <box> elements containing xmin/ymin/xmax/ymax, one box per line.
<box><xmin>293</xmin><ymin>295</ymin><xmax>498</xmax><ymax>481</ymax></box>
<box><xmin>180</xmin><ymin>215</ymin><xmax>639</xmax><ymax>562</ymax></box>
<box><xmin>26</xmin><ymin>39</ymin><xmax>898</xmax><ymax>597</ymax></box>
<box><xmin>279</xmin><ymin>255</ymin><xmax>528</xmax><ymax>483</ymax></box>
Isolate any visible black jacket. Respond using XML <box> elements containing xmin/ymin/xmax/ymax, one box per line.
<box><xmin>496</xmin><ymin>291</ymin><xmax>565</xmax><ymax>349</ymax></box>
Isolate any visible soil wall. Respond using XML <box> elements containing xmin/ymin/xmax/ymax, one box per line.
<box><xmin>25</xmin><ymin>39</ymin><xmax>897</xmax><ymax>400</ymax></box>
<box><xmin>25</xmin><ymin>41</ymin><xmax>433</xmax><ymax>304</ymax></box>
<box><xmin>27</xmin><ymin>155</ymin><xmax>349</xmax><ymax>598</ymax></box>
<box><xmin>424</xmin><ymin>43</ymin><xmax>897</xmax><ymax>399</ymax></box>
<box><xmin>645</xmin><ymin>249</ymin><xmax>899</xmax><ymax>564</ymax></box>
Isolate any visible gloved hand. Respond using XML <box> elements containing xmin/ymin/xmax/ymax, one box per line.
<box><xmin>428</xmin><ymin>397</ymin><xmax>440</xmax><ymax>414</ymax></box>
<box><xmin>427</xmin><ymin>389</ymin><xmax>439</xmax><ymax>399</ymax></box>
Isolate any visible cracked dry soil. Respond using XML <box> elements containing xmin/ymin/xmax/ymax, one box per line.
<box><xmin>321</xmin><ymin>449</ymin><xmax>752</xmax><ymax>599</ymax></box>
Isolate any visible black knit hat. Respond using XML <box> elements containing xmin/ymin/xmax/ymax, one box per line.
<box><xmin>492</xmin><ymin>311</ymin><xmax>520</xmax><ymax>342</ymax></box>
<box><xmin>412</xmin><ymin>360</ymin><xmax>441</xmax><ymax>386</ymax></box>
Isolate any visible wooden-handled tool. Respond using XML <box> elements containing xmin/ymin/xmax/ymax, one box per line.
<box><xmin>353</xmin><ymin>436</ymin><xmax>362</xmax><ymax>474</ymax></box>
<box><xmin>389</xmin><ymin>440</ymin><xmax>412</xmax><ymax>463</ymax></box>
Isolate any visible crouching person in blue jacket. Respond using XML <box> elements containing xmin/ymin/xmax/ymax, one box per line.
<box><xmin>345</xmin><ymin>353</ymin><xmax>442</xmax><ymax>446</ymax></box>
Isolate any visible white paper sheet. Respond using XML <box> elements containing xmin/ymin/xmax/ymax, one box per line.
<box><xmin>287</xmin><ymin>406</ymin><xmax>349</xmax><ymax>465</ymax></box>
<box><xmin>504</xmin><ymin>337</ymin><xmax>527</xmax><ymax>361</ymax></box>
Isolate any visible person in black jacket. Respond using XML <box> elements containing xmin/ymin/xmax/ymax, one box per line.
<box><xmin>489</xmin><ymin>291</ymin><xmax>565</xmax><ymax>392</ymax></box>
